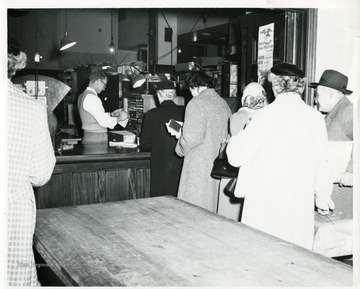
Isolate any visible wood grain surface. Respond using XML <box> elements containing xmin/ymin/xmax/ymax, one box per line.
<box><xmin>34</xmin><ymin>196</ymin><xmax>353</xmax><ymax>286</ymax></box>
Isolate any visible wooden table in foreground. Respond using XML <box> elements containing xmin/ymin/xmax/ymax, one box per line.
<box><xmin>34</xmin><ymin>196</ymin><xmax>353</xmax><ymax>286</ymax></box>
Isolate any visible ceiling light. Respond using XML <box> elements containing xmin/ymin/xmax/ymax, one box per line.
<box><xmin>60</xmin><ymin>31</ymin><xmax>76</xmax><ymax>51</ymax></box>
<box><xmin>59</xmin><ymin>11</ymin><xmax>76</xmax><ymax>51</ymax></box>
<box><xmin>109</xmin><ymin>38</ymin><xmax>115</xmax><ymax>54</ymax></box>
<box><xmin>109</xmin><ymin>10</ymin><xmax>116</xmax><ymax>55</ymax></box>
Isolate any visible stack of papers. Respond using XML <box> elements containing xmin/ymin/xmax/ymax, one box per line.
<box><xmin>108</xmin><ymin>130</ymin><xmax>137</xmax><ymax>148</ymax></box>
<box><xmin>109</xmin><ymin>142</ymin><xmax>137</xmax><ymax>148</ymax></box>
<box><xmin>108</xmin><ymin>130</ymin><xmax>136</xmax><ymax>143</ymax></box>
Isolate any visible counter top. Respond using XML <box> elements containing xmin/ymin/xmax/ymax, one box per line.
<box><xmin>55</xmin><ymin>143</ymin><xmax>150</xmax><ymax>164</ymax></box>
<box><xmin>34</xmin><ymin>196</ymin><xmax>353</xmax><ymax>286</ymax></box>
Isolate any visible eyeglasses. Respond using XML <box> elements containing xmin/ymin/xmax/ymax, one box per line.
<box><xmin>101</xmin><ymin>79</ymin><xmax>107</xmax><ymax>88</ymax></box>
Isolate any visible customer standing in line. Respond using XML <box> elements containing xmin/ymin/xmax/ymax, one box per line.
<box><xmin>174</xmin><ymin>71</ymin><xmax>231</xmax><ymax>212</ymax></box>
<box><xmin>229</xmin><ymin>82</ymin><xmax>268</xmax><ymax>199</ymax></box>
<box><xmin>310</xmin><ymin>70</ymin><xmax>354</xmax><ymax>256</ymax></box>
<box><xmin>310</xmin><ymin>69</ymin><xmax>353</xmax><ymax>187</ymax></box>
<box><xmin>229</xmin><ymin>82</ymin><xmax>268</xmax><ymax>136</ymax></box>
<box><xmin>140</xmin><ymin>80</ymin><xmax>185</xmax><ymax>197</ymax></box>
<box><xmin>226</xmin><ymin>63</ymin><xmax>333</xmax><ymax>250</ymax></box>
<box><xmin>7</xmin><ymin>38</ymin><xmax>56</xmax><ymax>286</ymax></box>
<box><xmin>217</xmin><ymin>82</ymin><xmax>268</xmax><ymax>220</ymax></box>
<box><xmin>77</xmin><ymin>68</ymin><xmax>129</xmax><ymax>144</ymax></box>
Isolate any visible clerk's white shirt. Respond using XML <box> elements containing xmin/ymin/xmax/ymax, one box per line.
<box><xmin>227</xmin><ymin>92</ymin><xmax>332</xmax><ymax>249</ymax></box>
<box><xmin>82</xmin><ymin>87</ymin><xmax>117</xmax><ymax>129</ymax></box>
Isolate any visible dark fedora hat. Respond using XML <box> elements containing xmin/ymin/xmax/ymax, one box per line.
<box><xmin>270</xmin><ymin>62</ymin><xmax>305</xmax><ymax>78</ymax></box>
<box><xmin>309</xmin><ymin>69</ymin><xmax>352</xmax><ymax>94</ymax></box>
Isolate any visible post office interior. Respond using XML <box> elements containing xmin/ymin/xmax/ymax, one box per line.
<box><xmin>8</xmin><ymin>8</ymin><xmax>358</xmax><ymax>139</ymax></box>
<box><xmin>6</xmin><ymin>6</ymin><xmax>358</xmax><ymax>286</ymax></box>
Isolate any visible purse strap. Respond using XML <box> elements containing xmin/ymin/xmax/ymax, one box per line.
<box><xmin>218</xmin><ymin>134</ymin><xmax>231</xmax><ymax>155</ymax></box>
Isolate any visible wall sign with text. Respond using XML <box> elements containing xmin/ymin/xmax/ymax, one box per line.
<box><xmin>257</xmin><ymin>23</ymin><xmax>274</xmax><ymax>82</ymax></box>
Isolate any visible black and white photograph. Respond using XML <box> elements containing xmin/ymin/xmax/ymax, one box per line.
<box><xmin>1</xmin><ymin>0</ymin><xmax>359</xmax><ymax>287</ymax></box>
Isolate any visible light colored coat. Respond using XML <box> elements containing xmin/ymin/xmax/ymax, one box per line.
<box><xmin>176</xmin><ymin>89</ymin><xmax>231</xmax><ymax>212</ymax></box>
<box><xmin>227</xmin><ymin>92</ymin><xmax>332</xmax><ymax>249</ymax></box>
<box><xmin>325</xmin><ymin>96</ymin><xmax>353</xmax><ymax>173</ymax></box>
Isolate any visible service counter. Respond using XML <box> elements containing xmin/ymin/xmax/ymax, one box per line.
<box><xmin>34</xmin><ymin>144</ymin><xmax>151</xmax><ymax>209</ymax></box>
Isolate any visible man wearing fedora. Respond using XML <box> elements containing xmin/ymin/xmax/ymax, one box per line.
<box><xmin>140</xmin><ymin>80</ymin><xmax>185</xmax><ymax>197</ymax></box>
<box><xmin>310</xmin><ymin>69</ymin><xmax>353</xmax><ymax>258</ymax></box>
<box><xmin>310</xmin><ymin>69</ymin><xmax>353</xmax><ymax>187</ymax></box>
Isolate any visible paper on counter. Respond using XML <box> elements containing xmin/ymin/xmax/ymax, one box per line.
<box><xmin>109</xmin><ymin>141</ymin><xmax>137</xmax><ymax>148</ymax></box>
<box><xmin>118</xmin><ymin>117</ymin><xmax>129</xmax><ymax>128</ymax></box>
<box><xmin>112</xmin><ymin>109</ymin><xmax>130</xmax><ymax>128</ymax></box>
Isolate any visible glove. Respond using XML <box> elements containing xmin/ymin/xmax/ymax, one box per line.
<box><xmin>316</xmin><ymin>198</ymin><xmax>335</xmax><ymax>216</ymax></box>
<box><xmin>335</xmin><ymin>172</ymin><xmax>353</xmax><ymax>187</ymax></box>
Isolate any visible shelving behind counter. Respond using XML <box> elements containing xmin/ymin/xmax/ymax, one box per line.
<box><xmin>122</xmin><ymin>93</ymin><xmax>185</xmax><ymax>137</ymax></box>
<box><xmin>34</xmin><ymin>143</ymin><xmax>151</xmax><ymax>209</ymax></box>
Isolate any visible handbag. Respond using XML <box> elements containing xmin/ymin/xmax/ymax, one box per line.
<box><xmin>211</xmin><ymin>142</ymin><xmax>239</xmax><ymax>179</ymax></box>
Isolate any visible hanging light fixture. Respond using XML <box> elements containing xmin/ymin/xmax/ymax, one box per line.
<box><xmin>109</xmin><ymin>10</ymin><xmax>115</xmax><ymax>54</ymax></box>
<box><xmin>60</xmin><ymin>10</ymin><xmax>76</xmax><ymax>51</ymax></box>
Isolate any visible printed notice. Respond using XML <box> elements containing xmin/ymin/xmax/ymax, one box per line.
<box><xmin>258</xmin><ymin>23</ymin><xmax>274</xmax><ymax>80</ymax></box>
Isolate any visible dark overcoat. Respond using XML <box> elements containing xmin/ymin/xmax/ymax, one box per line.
<box><xmin>140</xmin><ymin>100</ymin><xmax>185</xmax><ymax>197</ymax></box>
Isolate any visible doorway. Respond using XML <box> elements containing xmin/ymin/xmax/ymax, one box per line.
<box><xmin>235</xmin><ymin>9</ymin><xmax>316</xmax><ymax>105</ymax></box>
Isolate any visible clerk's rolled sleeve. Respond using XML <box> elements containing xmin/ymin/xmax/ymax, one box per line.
<box><xmin>83</xmin><ymin>94</ymin><xmax>118</xmax><ymax>129</ymax></box>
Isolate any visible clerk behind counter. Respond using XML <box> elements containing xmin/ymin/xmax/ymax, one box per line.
<box><xmin>77</xmin><ymin>68</ymin><xmax>129</xmax><ymax>144</ymax></box>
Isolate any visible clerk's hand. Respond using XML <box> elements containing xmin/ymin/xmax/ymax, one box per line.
<box><xmin>111</xmin><ymin>109</ymin><xmax>129</xmax><ymax>122</ymax></box>
<box><xmin>335</xmin><ymin>172</ymin><xmax>353</xmax><ymax>187</ymax></box>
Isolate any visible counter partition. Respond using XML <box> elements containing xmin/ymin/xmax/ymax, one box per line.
<box><xmin>34</xmin><ymin>143</ymin><xmax>151</xmax><ymax>209</ymax></box>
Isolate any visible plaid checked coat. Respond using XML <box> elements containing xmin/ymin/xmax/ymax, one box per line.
<box><xmin>7</xmin><ymin>79</ymin><xmax>56</xmax><ymax>286</ymax></box>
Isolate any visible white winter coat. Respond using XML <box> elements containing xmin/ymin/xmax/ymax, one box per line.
<box><xmin>227</xmin><ymin>92</ymin><xmax>332</xmax><ymax>249</ymax></box>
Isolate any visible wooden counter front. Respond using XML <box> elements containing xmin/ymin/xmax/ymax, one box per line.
<box><xmin>34</xmin><ymin>144</ymin><xmax>150</xmax><ymax>209</ymax></box>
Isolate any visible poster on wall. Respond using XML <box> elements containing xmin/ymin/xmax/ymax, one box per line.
<box><xmin>257</xmin><ymin>23</ymin><xmax>274</xmax><ymax>83</ymax></box>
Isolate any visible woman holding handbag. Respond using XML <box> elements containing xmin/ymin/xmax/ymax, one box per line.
<box><xmin>226</xmin><ymin>63</ymin><xmax>332</xmax><ymax>250</ymax></box>
<box><xmin>217</xmin><ymin>82</ymin><xmax>268</xmax><ymax>220</ymax></box>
